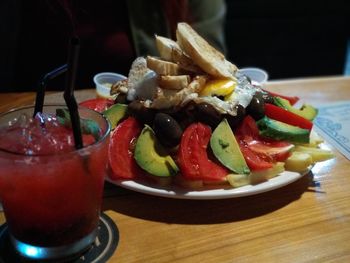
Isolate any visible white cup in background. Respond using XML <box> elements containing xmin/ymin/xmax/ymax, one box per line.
<box><xmin>93</xmin><ymin>72</ymin><xmax>127</xmax><ymax>99</ymax></box>
<box><xmin>239</xmin><ymin>67</ymin><xmax>269</xmax><ymax>86</ymax></box>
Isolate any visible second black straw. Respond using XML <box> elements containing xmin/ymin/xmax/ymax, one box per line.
<box><xmin>64</xmin><ymin>37</ymin><xmax>83</xmax><ymax>149</ymax></box>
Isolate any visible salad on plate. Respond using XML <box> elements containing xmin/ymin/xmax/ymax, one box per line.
<box><xmin>80</xmin><ymin>22</ymin><xmax>334</xmax><ymax>192</ymax></box>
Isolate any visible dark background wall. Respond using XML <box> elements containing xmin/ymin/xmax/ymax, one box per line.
<box><xmin>224</xmin><ymin>0</ymin><xmax>350</xmax><ymax>79</ymax></box>
<box><xmin>1</xmin><ymin>0</ymin><xmax>349</xmax><ymax>92</ymax></box>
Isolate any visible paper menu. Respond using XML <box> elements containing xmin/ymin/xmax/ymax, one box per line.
<box><xmin>314</xmin><ymin>100</ymin><xmax>350</xmax><ymax>160</ymax></box>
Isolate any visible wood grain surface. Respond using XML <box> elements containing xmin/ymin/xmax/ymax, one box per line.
<box><xmin>1</xmin><ymin>76</ymin><xmax>350</xmax><ymax>263</ymax></box>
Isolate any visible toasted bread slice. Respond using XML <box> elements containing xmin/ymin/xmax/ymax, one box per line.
<box><xmin>156</xmin><ymin>35</ymin><xmax>203</xmax><ymax>74</ymax></box>
<box><xmin>151</xmin><ymin>75</ymin><xmax>207</xmax><ymax>109</ymax></box>
<box><xmin>159</xmin><ymin>75</ymin><xmax>190</xmax><ymax>90</ymax></box>
<box><xmin>155</xmin><ymin>35</ymin><xmax>181</xmax><ymax>61</ymax></box>
<box><xmin>171</xmin><ymin>47</ymin><xmax>203</xmax><ymax>74</ymax></box>
<box><xmin>176</xmin><ymin>22</ymin><xmax>237</xmax><ymax>79</ymax></box>
<box><xmin>146</xmin><ymin>56</ymin><xmax>181</xmax><ymax>75</ymax></box>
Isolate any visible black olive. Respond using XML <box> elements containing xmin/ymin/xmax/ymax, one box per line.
<box><xmin>255</xmin><ymin>91</ymin><xmax>274</xmax><ymax>104</ymax></box>
<box><xmin>153</xmin><ymin>113</ymin><xmax>183</xmax><ymax>148</ymax></box>
<box><xmin>127</xmin><ymin>100</ymin><xmax>157</xmax><ymax>125</ymax></box>
<box><xmin>226</xmin><ymin>104</ymin><xmax>246</xmax><ymax>129</ymax></box>
<box><xmin>114</xmin><ymin>93</ymin><xmax>128</xmax><ymax>104</ymax></box>
<box><xmin>194</xmin><ymin>103</ymin><xmax>222</xmax><ymax>128</ymax></box>
<box><xmin>246</xmin><ymin>94</ymin><xmax>265</xmax><ymax>120</ymax></box>
<box><xmin>173</xmin><ymin>101</ymin><xmax>197</xmax><ymax>129</ymax></box>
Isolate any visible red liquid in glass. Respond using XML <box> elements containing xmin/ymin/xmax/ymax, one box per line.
<box><xmin>0</xmin><ymin>114</ymin><xmax>108</xmax><ymax>247</ymax></box>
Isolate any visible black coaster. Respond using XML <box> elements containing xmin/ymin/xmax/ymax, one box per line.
<box><xmin>0</xmin><ymin>213</ymin><xmax>119</xmax><ymax>263</ymax></box>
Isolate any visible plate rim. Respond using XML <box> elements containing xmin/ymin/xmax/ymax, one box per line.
<box><xmin>107</xmin><ymin>170</ymin><xmax>306</xmax><ymax>200</ymax></box>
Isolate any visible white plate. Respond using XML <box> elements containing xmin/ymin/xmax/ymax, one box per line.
<box><xmin>108</xmin><ymin>170</ymin><xmax>306</xmax><ymax>200</ymax></box>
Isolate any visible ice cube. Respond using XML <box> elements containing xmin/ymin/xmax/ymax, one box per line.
<box><xmin>0</xmin><ymin>112</ymin><xmax>76</xmax><ymax>155</ymax></box>
<box><xmin>17</xmin><ymin>113</ymin><xmax>33</xmax><ymax>128</ymax></box>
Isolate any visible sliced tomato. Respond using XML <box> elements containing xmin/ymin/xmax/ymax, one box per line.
<box><xmin>79</xmin><ymin>98</ymin><xmax>114</xmax><ymax>113</ymax></box>
<box><xmin>235</xmin><ymin>115</ymin><xmax>260</xmax><ymax>138</ymax></box>
<box><xmin>235</xmin><ymin>116</ymin><xmax>293</xmax><ymax>170</ymax></box>
<box><xmin>238</xmin><ymin>141</ymin><xmax>273</xmax><ymax>171</ymax></box>
<box><xmin>244</xmin><ymin>138</ymin><xmax>293</xmax><ymax>163</ymax></box>
<box><xmin>108</xmin><ymin>117</ymin><xmax>143</xmax><ymax>180</ymax></box>
<box><xmin>178</xmin><ymin>124</ymin><xmax>199</xmax><ymax>178</ymax></box>
<box><xmin>265</xmin><ymin>103</ymin><xmax>313</xmax><ymax>130</ymax></box>
<box><xmin>178</xmin><ymin>123</ymin><xmax>229</xmax><ymax>181</ymax></box>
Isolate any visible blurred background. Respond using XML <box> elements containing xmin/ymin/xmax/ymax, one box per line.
<box><xmin>225</xmin><ymin>0</ymin><xmax>350</xmax><ymax>79</ymax></box>
<box><xmin>1</xmin><ymin>0</ymin><xmax>349</xmax><ymax>92</ymax></box>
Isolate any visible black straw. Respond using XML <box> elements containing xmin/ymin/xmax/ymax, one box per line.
<box><xmin>64</xmin><ymin>37</ymin><xmax>83</xmax><ymax>149</ymax></box>
<box><xmin>33</xmin><ymin>64</ymin><xmax>68</xmax><ymax>117</ymax></box>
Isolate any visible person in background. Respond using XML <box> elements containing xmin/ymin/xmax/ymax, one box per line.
<box><xmin>0</xmin><ymin>0</ymin><xmax>227</xmax><ymax>92</ymax></box>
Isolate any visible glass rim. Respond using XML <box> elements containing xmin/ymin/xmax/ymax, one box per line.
<box><xmin>0</xmin><ymin>104</ymin><xmax>111</xmax><ymax>157</ymax></box>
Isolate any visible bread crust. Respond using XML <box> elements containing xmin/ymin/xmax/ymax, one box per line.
<box><xmin>159</xmin><ymin>75</ymin><xmax>190</xmax><ymax>90</ymax></box>
<box><xmin>146</xmin><ymin>56</ymin><xmax>181</xmax><ymax>75</ymax></box>
<box><xmin>176</xmin><ymin>23</ymin><xmax>237</xmax><ymax>79</ymax></box>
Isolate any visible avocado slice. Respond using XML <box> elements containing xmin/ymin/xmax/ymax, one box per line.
<box><xmin>103</xmin><ymin>103</ymin><xmax>128</xmax><ymax>129</ymax></box>
<box><xmin>257</xmin><ymin>116</ymin><xmax>310</xmax><ymax>143</ymax></box>
<box><xmin>210</xmin><ymin>119</ymin><xmax>250</xmax><ymax>174</ymax></box>
<box><xmin>134</xmin><ymin>125</ymin><xmax>179</xmax><ymax>177</ymax></box>
<box><xmin>274</xmin><ymin>97</ymin><xmax>318</xmax><ymax>120</ymax></box>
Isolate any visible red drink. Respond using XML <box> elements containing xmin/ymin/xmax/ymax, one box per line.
<box><xmin>0</xmin><ymin>105</ymin><xmax>110</xmax><ymax>260</ymax></box>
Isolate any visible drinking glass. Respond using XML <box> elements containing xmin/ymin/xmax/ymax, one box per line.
<box><xmin>0</xmin><ymin>105</ymin><xmax>111</xmax><ymax>260</ymax></box>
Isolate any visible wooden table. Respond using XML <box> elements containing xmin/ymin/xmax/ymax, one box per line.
<box><xmin>1</xmin><ymin>76</ymin><xmax>350</xmax><ymax>262</ymax></box>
